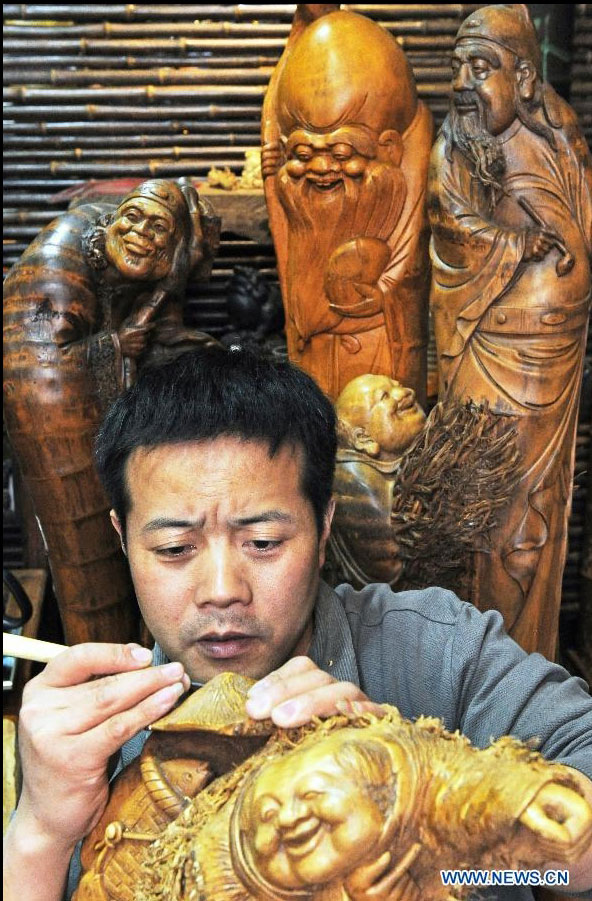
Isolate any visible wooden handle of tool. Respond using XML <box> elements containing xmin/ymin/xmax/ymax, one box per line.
<box><xmin>3</xmin><ymin>632</ymin><xmax>67</xmax><ymax>663</ymax></box>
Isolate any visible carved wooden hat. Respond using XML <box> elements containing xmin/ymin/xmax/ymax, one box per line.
<box><xmin>456</xmin><ymin>5</ymin><xmax>542</xmax><ymax>74</ymax></box>
<box><xmin>116</xmin><ymin>178</ymin><xmax>194</xmax><ymax>240</ymax></box>
<box><xmin>276</xmin><ymin>10</ymin><xmax>417</xmax><ymax>138</ymax></box>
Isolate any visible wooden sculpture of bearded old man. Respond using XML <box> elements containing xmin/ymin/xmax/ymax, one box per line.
<box><xmin>262</xmin><ymin>5</ymin><xmax>433</xmax><ymax>404</ymax></box>
<box><xmin>429</xmin><ymin>4</ymin><xmax>592</xmax><ymax>658</ymax></box>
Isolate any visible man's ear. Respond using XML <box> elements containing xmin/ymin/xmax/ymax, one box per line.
<box><xmin>110</xmin><ymin>509</ymin><xmax>127</xmax><ymax>556</ymax></box>
<box><xmin>318</xmin><ymin>498</ymin><xmax>336</xmax><ymax>567</ymax></box>
<box><xmin>516</xmin><ymin>59</ymin><xmax>537</xmax><ymax>102</ymax></box>
<box><xmin>352</xmin><ymin>427</ymin><xmax>381</xmax><ymax>458</ymax></box>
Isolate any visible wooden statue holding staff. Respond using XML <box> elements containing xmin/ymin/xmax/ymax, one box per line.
<box><xmin>429</xmin><ymin>4</ymin><xmax>592</xmax><ymax>657</ymax></box>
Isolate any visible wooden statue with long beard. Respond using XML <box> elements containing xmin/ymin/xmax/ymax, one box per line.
<box><xmin>262</xmin><ymin>5</ymin><xmax>433</xmax><ymax>404</ymax></box>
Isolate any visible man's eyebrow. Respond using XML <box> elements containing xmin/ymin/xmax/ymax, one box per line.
<box><xmin>141</xmin><ymin>517</ymin><xmax>203</xmax><ymax>533</ymax></box>
<box><xmin>229</xmin><ymin>511</ymin><xmax>294</xmax><ymax>527</ymax></box>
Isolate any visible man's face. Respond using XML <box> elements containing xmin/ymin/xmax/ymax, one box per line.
<box><xmin>451</xmin><ymin>40</ymin><xmax>518</xmax><ymax>136</ymax></box>
<box><xmin>243</xmin><ymin>738</ymin><xmax>385</xmax><ymax>889</ymax></box>
<box><xmin>105</xmin><ymin>196</ymin><xmax>176</xmax><ymax>281</ymax></box>
<box><xmin>114</xmin><ymin>438</ymin><xmax>331</xmax><ymax>684</ymax></box>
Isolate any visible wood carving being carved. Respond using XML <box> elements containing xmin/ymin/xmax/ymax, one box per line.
<box><xmin>3</xmin><ymin>179</ymin><xmax>220</xmax><ymax>645</ymax></box>
<box><xmin>262</xmin><ymin>5</ymin><xmax>433</xmax><ymax>403</ymax></box>
<box><xmin>329</xmin><ymin>374</ymin><xmax>520</xmax><ymax>593</ymax></box>
<box><xmin>72</xmin><ymin>673</ymin><xmax>592</xmax><ymax>901</ymax></box>
<box><xmin>429</xmin><ymin>4</ymin><xmax>592</xmax><ymax>657</ymax></box>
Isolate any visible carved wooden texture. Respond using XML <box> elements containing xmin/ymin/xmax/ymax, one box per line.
<box><xmin>262</xmin><ymin>6</ymin><xmax>433</xmax><ymax>403</ymax></box>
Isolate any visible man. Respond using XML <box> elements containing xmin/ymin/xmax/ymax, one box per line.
<box><xmin>4</xmin><ymin>347</ymin><xmax>592</xmax><ymax>901</ymax></box>
<box><xmin>262</xmin><ymin>6</ymin><xmax>433</xmax><ymax>402</ymax></box>
<box><xmin>3</xmin><ymin>179</ymin><xmax>218</xmax><ymax>645</ymax></box>
<box><xmin>429</xmin><ymin>5</ymin><xmax>592</xmax><ymax>658</ymax></box>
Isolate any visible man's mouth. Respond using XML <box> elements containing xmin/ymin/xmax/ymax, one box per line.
<box><xmin>195</xmin><ymin>632</ymin><xmax>257</xmax><ymax>659</ymax></box>
<box><xmin>282</xmin><ymin>819</ymin><xmax>323</xmax><ymax>858</ymax></box>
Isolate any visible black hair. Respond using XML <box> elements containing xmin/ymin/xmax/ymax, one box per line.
<box><xmin>95</xmin><ymin>346</ymin><xmax>337</xmax><ymax>535</ymax></box>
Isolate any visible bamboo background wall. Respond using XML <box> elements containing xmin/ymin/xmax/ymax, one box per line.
<box><xmin>3</xmin><ymin>4</ymin><xmax>590</xmax><ymax>668</ymax></box>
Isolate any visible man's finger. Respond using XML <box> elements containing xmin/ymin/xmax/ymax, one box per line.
<box><xmin>245</xmin><ymin>664</ymin><xmax>335</xmax><ymax>718</ymax></box>
<box><xmin>269</xmin><ymin>680</ymin><xmax>370</xmax><ymax>727</ymax></box>
<box><xmin>50</xmin><ymin>662</ymin><xmax>189</xmax><ymax>735</ymax></box>
<box><xmin>35</xmin><ymin>643</ymin><xmax>154</xmax><ymax>688</ymax></box>
<box><xmin>81</xmin><ymin>680</ymin><xmax>188</xmax><ymax>760</ymax></box>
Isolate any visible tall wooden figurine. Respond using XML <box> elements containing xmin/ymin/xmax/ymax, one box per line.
<box><xmin>429</xmin><ymin>5</ymin><xmax>592</xmax><ymax>657</ymax></box>
<box><xmin>262</xmin><ymin>5</ymin><xmax>433</xmax><ymax>403</ymax></box>
<box><xmin>3</xmin><ymin>179</ymin><xmax>219</xmax><ymax>645</ymax></box>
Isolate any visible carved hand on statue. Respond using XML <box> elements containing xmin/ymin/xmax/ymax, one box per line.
<box><xmin>117</xmin><ymin>317</ymin><xmax>154</xmax><ymax>358</ymax></box>
<box><xmin>261</xmin><ymin>140</ymin><xmax>283</xmax><ymax>178</ymax></box>
<box><xmin>244</xmin><ymin>655</ymin><xmax>384</xmax><ymax>727</ymax></box>
<box><xmin>519</xmin><ymin>782</ymin><xmax>592</xmax><ymax>862</ymax></box>
<box><xmin>10</xmin><ymin>643</ymin><xmax>189</xmax><ymax>858</ymax></box>
<box><xmin>345</xmin><ymin>846</ymin><xmax>423</xmax><ymax>901</ymax></box>
<box><xmin>522</xmin><ymin>226</ymin><xmax>562</xmax><ymax>262</ymax></box>
<box><xmin>325</xmin><ymin>237</ymin><xmax>390</xmax><ymax>318</ymax></box>
<box><xmin>328</xmin><ymin>280</ymin><xmax>384</xmax><ymax>319</ymax></box>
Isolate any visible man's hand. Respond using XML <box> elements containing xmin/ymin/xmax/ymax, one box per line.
<box><xmin>4</xmin><ymin>643</ymin><xmax>188</xmax><ymax>901</ymax></box>
<box><xmin>244</xmin><ymin>656</ymin><xmax>384</xmax><ymax>727</ymax></box>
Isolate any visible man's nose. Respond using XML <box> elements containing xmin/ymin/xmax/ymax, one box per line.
<box><xmin>196</xmin><ymin>541</ymin><xmax>249</xmax><ymax>607</ymax></box>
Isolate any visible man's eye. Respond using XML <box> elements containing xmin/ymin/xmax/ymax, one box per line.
<box><xmin>156</xmin><ymin>545</ymin><xmax>194</xmax><ymax>558</ymax></box>
<box><xmin>247</xmin><ymin>540</ymin><xmax>282</xmax><ymax>552</ymax></box>
<box><xmin>302</xmin><ymin>790</ymin><xmax>321</xmax><ymax>800</ymax></box>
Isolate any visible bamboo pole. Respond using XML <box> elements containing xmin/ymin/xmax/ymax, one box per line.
<box><xmin>4</xmin><ymin>147</ymin><xmax>257</xmax><ymax>162</ymax></box>
<box><xmin>3</xmin><ymin>55</ymin><xmax>282</xmax><ymax>68</ymax></box>
<box><xmin>4</xmin><ymin>67</ymin><xmax>274</xmax><ymax>86</ymax></box>
<box><xmin>4</xmin><ymin>119</ymin><xmax>259</xmax><ymax>134</ymax></box>
<box><xmin>3</xmin><ymin>5</ymin><xmax>482</xmax><ymax>21</ymax></box>
<box><xmin>4</xmin><ymin>85</ymin><xmax>267</xmax><ymax>101</ymax></box>
<box><xmin>6</xmin><ymin>104</ymin><xmax>264</xmax><ymax>120</ymax></box>
<box><xmin>3</xmin><ymin>133</ymin><xmax>259</xmax><ymax>148</ymax></box>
